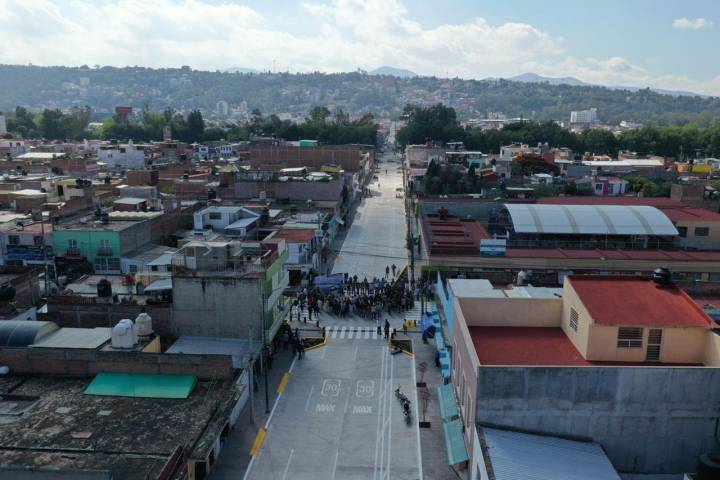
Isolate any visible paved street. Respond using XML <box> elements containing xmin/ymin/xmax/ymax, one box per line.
<box><xmin>332</xmin><ymin>155</ymin><xmax>407</xmax><ymax>281</ymax></box>
<box><xmin>247</xmin><ymin>337</ymin><xmax>422</xmax><ymax>480</ymax></box>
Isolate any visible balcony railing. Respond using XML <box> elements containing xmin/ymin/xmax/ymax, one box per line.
<box><xmin>65</xmin><ymin>247</ymin><xmax>82</xmax><ymax>257</ymax></box>
<box><xmin>96</xmin><ymin>247</ymin><xmax>114</xmax><ymax>257</ymax></box>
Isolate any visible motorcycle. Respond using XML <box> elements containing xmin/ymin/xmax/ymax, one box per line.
<box><xmin>395</xmin><ymin>386</ymin><xmax>412</xmax><ymax>425</ymax></box>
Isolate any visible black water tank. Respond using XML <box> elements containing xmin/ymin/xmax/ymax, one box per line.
<box><xmin>97</xmin><ymin>279</ymin><xmax>112</xmax><ymax>298</ymax></box>
<box><xmin>697</xmin><ymin>453</ymin><xmax>720</xmax><ymax>480</ymax></box>
<box><xmin>652</xmin><ymin>267</ymin><xmax>672</xmax><ymax>285</ymax></box>
<box><xmin>207</xmin><ymin>188</ymin><xmax>217</xmax><ymax>200</ymax></box>
<box><xmin>0</xmin><ymin>285</ymin><xmax>16</xmax><ymax>302</ymax></box>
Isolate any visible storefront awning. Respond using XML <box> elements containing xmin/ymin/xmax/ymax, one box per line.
<box><xmin>438</xmin><ymin>384</ymin><xmax>459</xmax><ymax>421</ymax></box>
<box><xmin>144</xmin><ymin>277</ymin><xmax>173</xmax><ymax>292</ymax></box>
<box><xmin>442</xmin><ymin>419</ymin><xmax>469</xmax><ymax>466</ymax></box>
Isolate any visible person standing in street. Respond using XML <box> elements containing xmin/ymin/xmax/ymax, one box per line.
<box><xmin>376</xmin><ymin>317</ymin><xmax>382</xmax><ymax>336</ymax></box>
<box><xmin>385</xmin><ymin>265</ymin><xmax>390</xmax><ymax>279</ymax></box>
<box><xmin>391</xmin><ymin>264</ymin><xmax>396</xmax><ymax>277</ymax></box>
<box><xmin>384</xmin><ymin>319</ymin><xmax>390</xmax><ymax>340</ymax></box>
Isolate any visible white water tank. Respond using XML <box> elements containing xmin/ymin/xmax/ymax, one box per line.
<box><xmin>135</xmin><ymin>313</ymin><xmax>153</xmax><ymax>336</ymax></box>
<box><xmin>111</xmin><ymin>319</ymin><xmax>137</xmax><ymax>349</ymax></box>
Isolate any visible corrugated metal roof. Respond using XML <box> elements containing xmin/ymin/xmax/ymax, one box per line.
<box><xmin>504</xmin><ymin>204</ymin><xmax>678</xmax><ymax>236</ymax></box>
<box><xmin>483</xmin><ymin>428</ymin><xmax>621</xmax><ymax>480</ymax></box>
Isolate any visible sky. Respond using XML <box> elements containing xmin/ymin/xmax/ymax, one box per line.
<box><xmin>0</xmin><ymin>0</ymin><xmax>719</xmax><ymax>95</ymax></box>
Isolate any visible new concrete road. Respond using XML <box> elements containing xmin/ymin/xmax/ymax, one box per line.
<box><xmin>332</xmin><ymin>155</ymin><xmax>407</xmax><ymax>281</ymax></box>
<box><xmin>246</xmin><ymin>337</ymin><xmax>423</xmax><ymax>480</ymax></box>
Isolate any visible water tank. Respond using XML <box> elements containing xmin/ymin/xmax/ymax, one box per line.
<box><xmin>0</xmin><ymin>285</ymin><xmax>16</xmax><ymax>303</ymax></box>
<box><xmin>697</xmin><ymin>453</ymin><xmax>720</xmax><ymax>480</ymax></box>
<box><xmin>97</xmin><ymin>279</ymin><xmax>112</xmax><ymax>298</ymax></box>
<box><xmin>207</xmin><ymin>188</ymin><xmax>217</xmax><ymax>200</ymax></box>
<box><xmin>100</xmin><ymin>213</ymin><xmax>110</xmax><ymax>225</ymax></box>
<box><xmin>111</xmin><ymin>319</ymin><xmax>137</xmax><ymax>349</ymax></box>
<box><xmin>135</xmin><ymin>313</ymin><xmax>153</xmax><ymax>336</ymax></box>
<box><xmin>652</xmin><ymin>268</ymin><xmax>672</xmax><ymax>285</ymax></box>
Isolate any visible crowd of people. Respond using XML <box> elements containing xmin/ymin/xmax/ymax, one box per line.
<box><xmin>290</xmin><ymin>268</ymin><xmax>435</xmax><ymax>325</ymax></box>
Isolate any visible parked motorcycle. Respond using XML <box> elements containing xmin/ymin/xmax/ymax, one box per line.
<box><xmin>395</xmin><ymin>386</ymin><xmax>412</xmax><ymax>425</ymax></box>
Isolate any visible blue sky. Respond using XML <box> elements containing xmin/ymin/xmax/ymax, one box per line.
<box><xmin>0</xmin><ymin>0</ymin><xmax>718</xmax><ymax>94</ymax></box>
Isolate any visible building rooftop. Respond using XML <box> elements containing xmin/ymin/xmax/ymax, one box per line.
<box><xmin>661</xmin><ymin>207</ymin><xmax>720</xmax><ymax>222</ymax></box>
<box><xmin>505</xmin><ymin>247</ymin><xmax>720</xmax><ymax>262</ymax></box>
<box><xmin>470</xmin><ymin>327</ymin><xmax>590</xmax><ymax>366</ymax></box>
<box><xmin>481</xmin><ymin>427</ymin><xmax>621</xmax><ymax>480</ymax></box>
<box><xmin>504</xmin><ymin>204</ymin><xmax>678</xmax><ymax>236</ymax></box>
<box><xmin>423</xmin><ymin>213</ymin><xmax>489</xmax><ymax>255</ymax></box>
<box><xmin>537</xmin><ymin>196</ymin><xmax>686</xmax><ymax>208</ymax></box>
<box><xmin>273</xmin><ymin>228</ymin><xmax>317</xmax><ymax>243</ymax></box>
<box><xmin>55</xmin><ymin>218</ymin><xmax>148</xmax><ymax>232</ymax></box>
<box><xmin>568</xmin><ymin>276</ymin><xmax>712</xmax><ymax>328</ymax></box>
<box><xmin>0</xmin><ymin>374</ymin><xmax>239</xmax><ymax>479</ymax></box>
<box><xmin>112</xmin><ymin>197</ymin><xmax>147</xmax><ymax>205</ymax></box>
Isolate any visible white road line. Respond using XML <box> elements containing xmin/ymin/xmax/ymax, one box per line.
<box><xmin>339</xmin><ymin>326</ymin><xmax>347</xmax><ymax>339</ymax></box>
<box><xmin>373</xmin><ymin>347</ymin><xmax>387</xmax><ymax>480</ymax></box>
<box><xmin>353</xmin><ymin>346</ymin><xmax>359</xmax><ymax>361</ymax></box>
<box><xmin>331</xmin><ymin>449</ymin><xmax>340</xmax><ymax>479</ymax></box>
<box><xmin>411</xmin><ymin>344</ymin><xmax>424</xmax><ymax>480</ymax></box>
<box><xmin>331</xmin><ymin>326</ymin><xmax>339</xmax><ymax>339</ymax></box>
<box><xmin>385</xmin><ymin>353</ymin><xmax>394</xmax><ymax>480</ymax></box>
<box><xmin>372</xmin><ymin>329</ymin><xmax>378</xmax><ymax>339</ymax></box>
<box><xmin>304</xmin><ymin>385</ymin><xmax>314</xmax><ymax>412</ymax></box>
<box><xmin>281</xmin><ymin>449</ymin><xmax>294</xmax><ymax>480</ymax></box>
<box><xmin>347</xmin><ymin>327</ymin><xmax>355</xmax><ymax>339</ymax></box>
<box><xmin>364</xmin><ymin>328</ymin><xmax>370</xmax><ymax>339</ymax></box>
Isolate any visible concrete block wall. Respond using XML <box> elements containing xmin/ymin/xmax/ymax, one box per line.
<box><xmin>47</xmin><ymin>301</ymin><xmax>174</xmax><ymax>338</ymax></box>
<box><xmin>0</xmin><ymin>348</ymin><xmax>235</xmax><ymax>380</ymax></box>
<box><xmin>476</xmin><ymin>366</ymin><xmax>720</xmax><ymax>474</ymax></box>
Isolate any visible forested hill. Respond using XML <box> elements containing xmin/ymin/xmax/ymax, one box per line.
<box><xmin>1</xmin><ymin>64</ymin><xmax>719</xmax><ymax>126</ymax></box>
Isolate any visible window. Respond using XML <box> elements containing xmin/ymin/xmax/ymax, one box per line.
<box><xmin>68</xmin><ymin>239</ymin><xmax>77</xmax><ymax>248</ymax></box>
<box><xmin>7</xmin><ymin>235</ymin><xmax>19</xmax><ymax>245</ymax></box>
<box><xmin>569</xmin><ymin>308</ymin><xmax>579</xmax><ymax>332</ymax></box>
<box><xmin>677</xmin><ymin>226</ymin><xmax>687</xmax><ymax>238</ymax></box>
<box><xmin>595</xmin><ymin>183</ymin><xmax>603</xmax><ymax>192</ymax></box>
<box><xmin>128</xmin><ymin>264</ymin><xmax>138</xmax><ymax>274</ymax></box>
<box><xmin>209</xmin><ymin>212</ymin><xmax>222</xmax><ymax>220</ymax></box>
<box><xmin>617</xmin><ymin>327</ymin><xmax>643</xmax><ymax>348</ymax></box>
<box><xmin>99</xmin><ymin>239</ymin><xmax>110</xmax><ymax>249</ymax></box>
<box><xmin>33</xmin><ymin>236</ymin><xmax>42</xmax><ymax>246</ymax></box>
<box><xmin>695</xmin><ymin>227</ymin><xmax>710</xmax><ymax>236</ymax></box>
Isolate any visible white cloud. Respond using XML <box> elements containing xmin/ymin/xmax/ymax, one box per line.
<box><xmin>0</xmin><ymin>0</ymin><xmax>717</xmax><ymax>96</ymax></box>
<box><xmin>673</xmin><ymin>17</ymin><xmax>714</xmax><ymax>29</ymax></box>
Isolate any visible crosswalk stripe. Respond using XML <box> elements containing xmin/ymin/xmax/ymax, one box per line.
<box><xmin>339</xmin><ymin>326</ymin><xmax>347</xmax><ymax>339</ymax></box>
<box><xmin>331</xmin><ymin>326</ymin><xmax>339</xmax><ymax>338</ymax></box>
<box><xmin>364</xmin><ymin>328</ymin><xmax>370</xmax><ymax>339</ymax></box>
<box><xmin>372</xmin><ymin>329</ymin><xmax>377</xmax><ymax>339</ymax></box>
<box><xmin>347</xmin><ymin>327</ymin><xmax>354</xmax><ymax>339</ymax></box>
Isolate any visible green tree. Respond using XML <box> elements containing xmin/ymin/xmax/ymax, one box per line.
<box><xmin>186</xmin><ymin>110</ymin><xmax>205</xmax><ymax>142</ymax></box>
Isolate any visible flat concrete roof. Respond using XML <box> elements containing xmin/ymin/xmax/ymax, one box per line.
<box><xmin>167</xmin><ymin>336</ymin><xmax>262</xmax><ymax>368</ymax></box>
<box><xmin>31</xmin><ymin>327</ymin><xmax>111</xmax><ymax>349</ymax></box>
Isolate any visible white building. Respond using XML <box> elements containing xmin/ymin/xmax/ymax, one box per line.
<box><xmin>216</xmin><ymin>100</ymin><xmax>229</xmax><ymax>116</ymax></box>
<box><xmin>570</xmin><ymin>108</ymin><xmax>598</xmax><ymax>124</ymax></box>
<box><xmin>193</xmin><ymin>205</ymin><xmax>261</xmax><ymax>238</ymax></box>
<box><xmin>97</xmin><ymin>140</ymin><xmax>147</xmax><ymax>169</ymax></box>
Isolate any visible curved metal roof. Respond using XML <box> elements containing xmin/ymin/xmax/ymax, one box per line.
<box><xmin>0</xmin><ymin>321</ymin><xmax>58</xmax><ymax>347</ymax></box>
<box><xmin>504</xmin><ymin>204</ymin><xmax>678</xmax><ymax>236</ymax></box>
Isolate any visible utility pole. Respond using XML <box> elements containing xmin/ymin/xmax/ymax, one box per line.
<box><xmin>261</xmin><ymin>281</ymin><xmax>270</xmax><ymax>413</ymax></box>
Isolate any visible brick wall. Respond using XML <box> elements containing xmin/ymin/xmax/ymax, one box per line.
<box><xmin>46</xmin><ymin>300</ymin><xmax>175</xmax><ymax>338</ymax></box>
<box><xmin>0</xmin><ymin>348</ymin><xmax>234</xmax><ymax>380</ymax></box>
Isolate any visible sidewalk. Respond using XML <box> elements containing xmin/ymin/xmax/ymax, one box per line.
<box><xmin>209</xmin><ymin>346</ymin><xmax>297</xmax><ymax>480</ymax></box>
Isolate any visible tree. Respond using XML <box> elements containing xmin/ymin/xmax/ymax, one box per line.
<box><xmin>308</xmin><ymin>105</ymin><xmax>331</xmax><ymax>124</ymax></box>
<box><xmin>186</xmin><ymin>110</ymin><xmax>205</xmax><ymax>142</ymax></box>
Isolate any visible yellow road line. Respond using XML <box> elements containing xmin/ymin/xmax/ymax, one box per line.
<box><xmin>277</xmin><ymin>372</ymin><xmax>290</xmax><ymax>394</ymax></box>
<box><xmin>250</xmin><ymin>428</ymin><xmax>267</xmax><ymax>457</ymax></box>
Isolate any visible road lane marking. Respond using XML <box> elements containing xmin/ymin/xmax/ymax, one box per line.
<box><xmin>331</xmin><ymin>326</ymin><xmax>339</xmax><ymax>339</ymax></box>
<box><xmin>331</xmin><ymin>449</ymin><xmax>340</xmax><ymax>480</ymax></box>
<box><xmin>281</xmin><ymin>449</ymin><xmax>294</xmax><ymax>480</ymax></box>
<box><xmin>347</xmin><ymin>327</ymin><xmax>354</xmax><ymax>339</ymax></box>
<box><xmin>304</xmin><ymin>385</ymin><xmax>314</xmax><ymax>412</ymax></box>
<box><xmin>364</xmin><ymin>328</ymin><xmax>370</xmax><ymax>339</ymax></box>
<box><xmin>339</xmin><ymin>326</ymin><xmax>347</xmax><ymax>339</ymax></box>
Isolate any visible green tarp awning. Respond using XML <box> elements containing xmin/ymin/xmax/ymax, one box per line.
<box><xmin>438</xmin><ymin>383</ymin><xmax>459</xmax><ymax>421</ymax></box>
<box><xmin>84</xmin><ymin>372</ymin><xmax>198</xmax><ymax>399</ymax></box>
<box><xmin>442</xmin><ymin>419</ymin><xmax>469</xmax><ymax>465</ymax></box>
